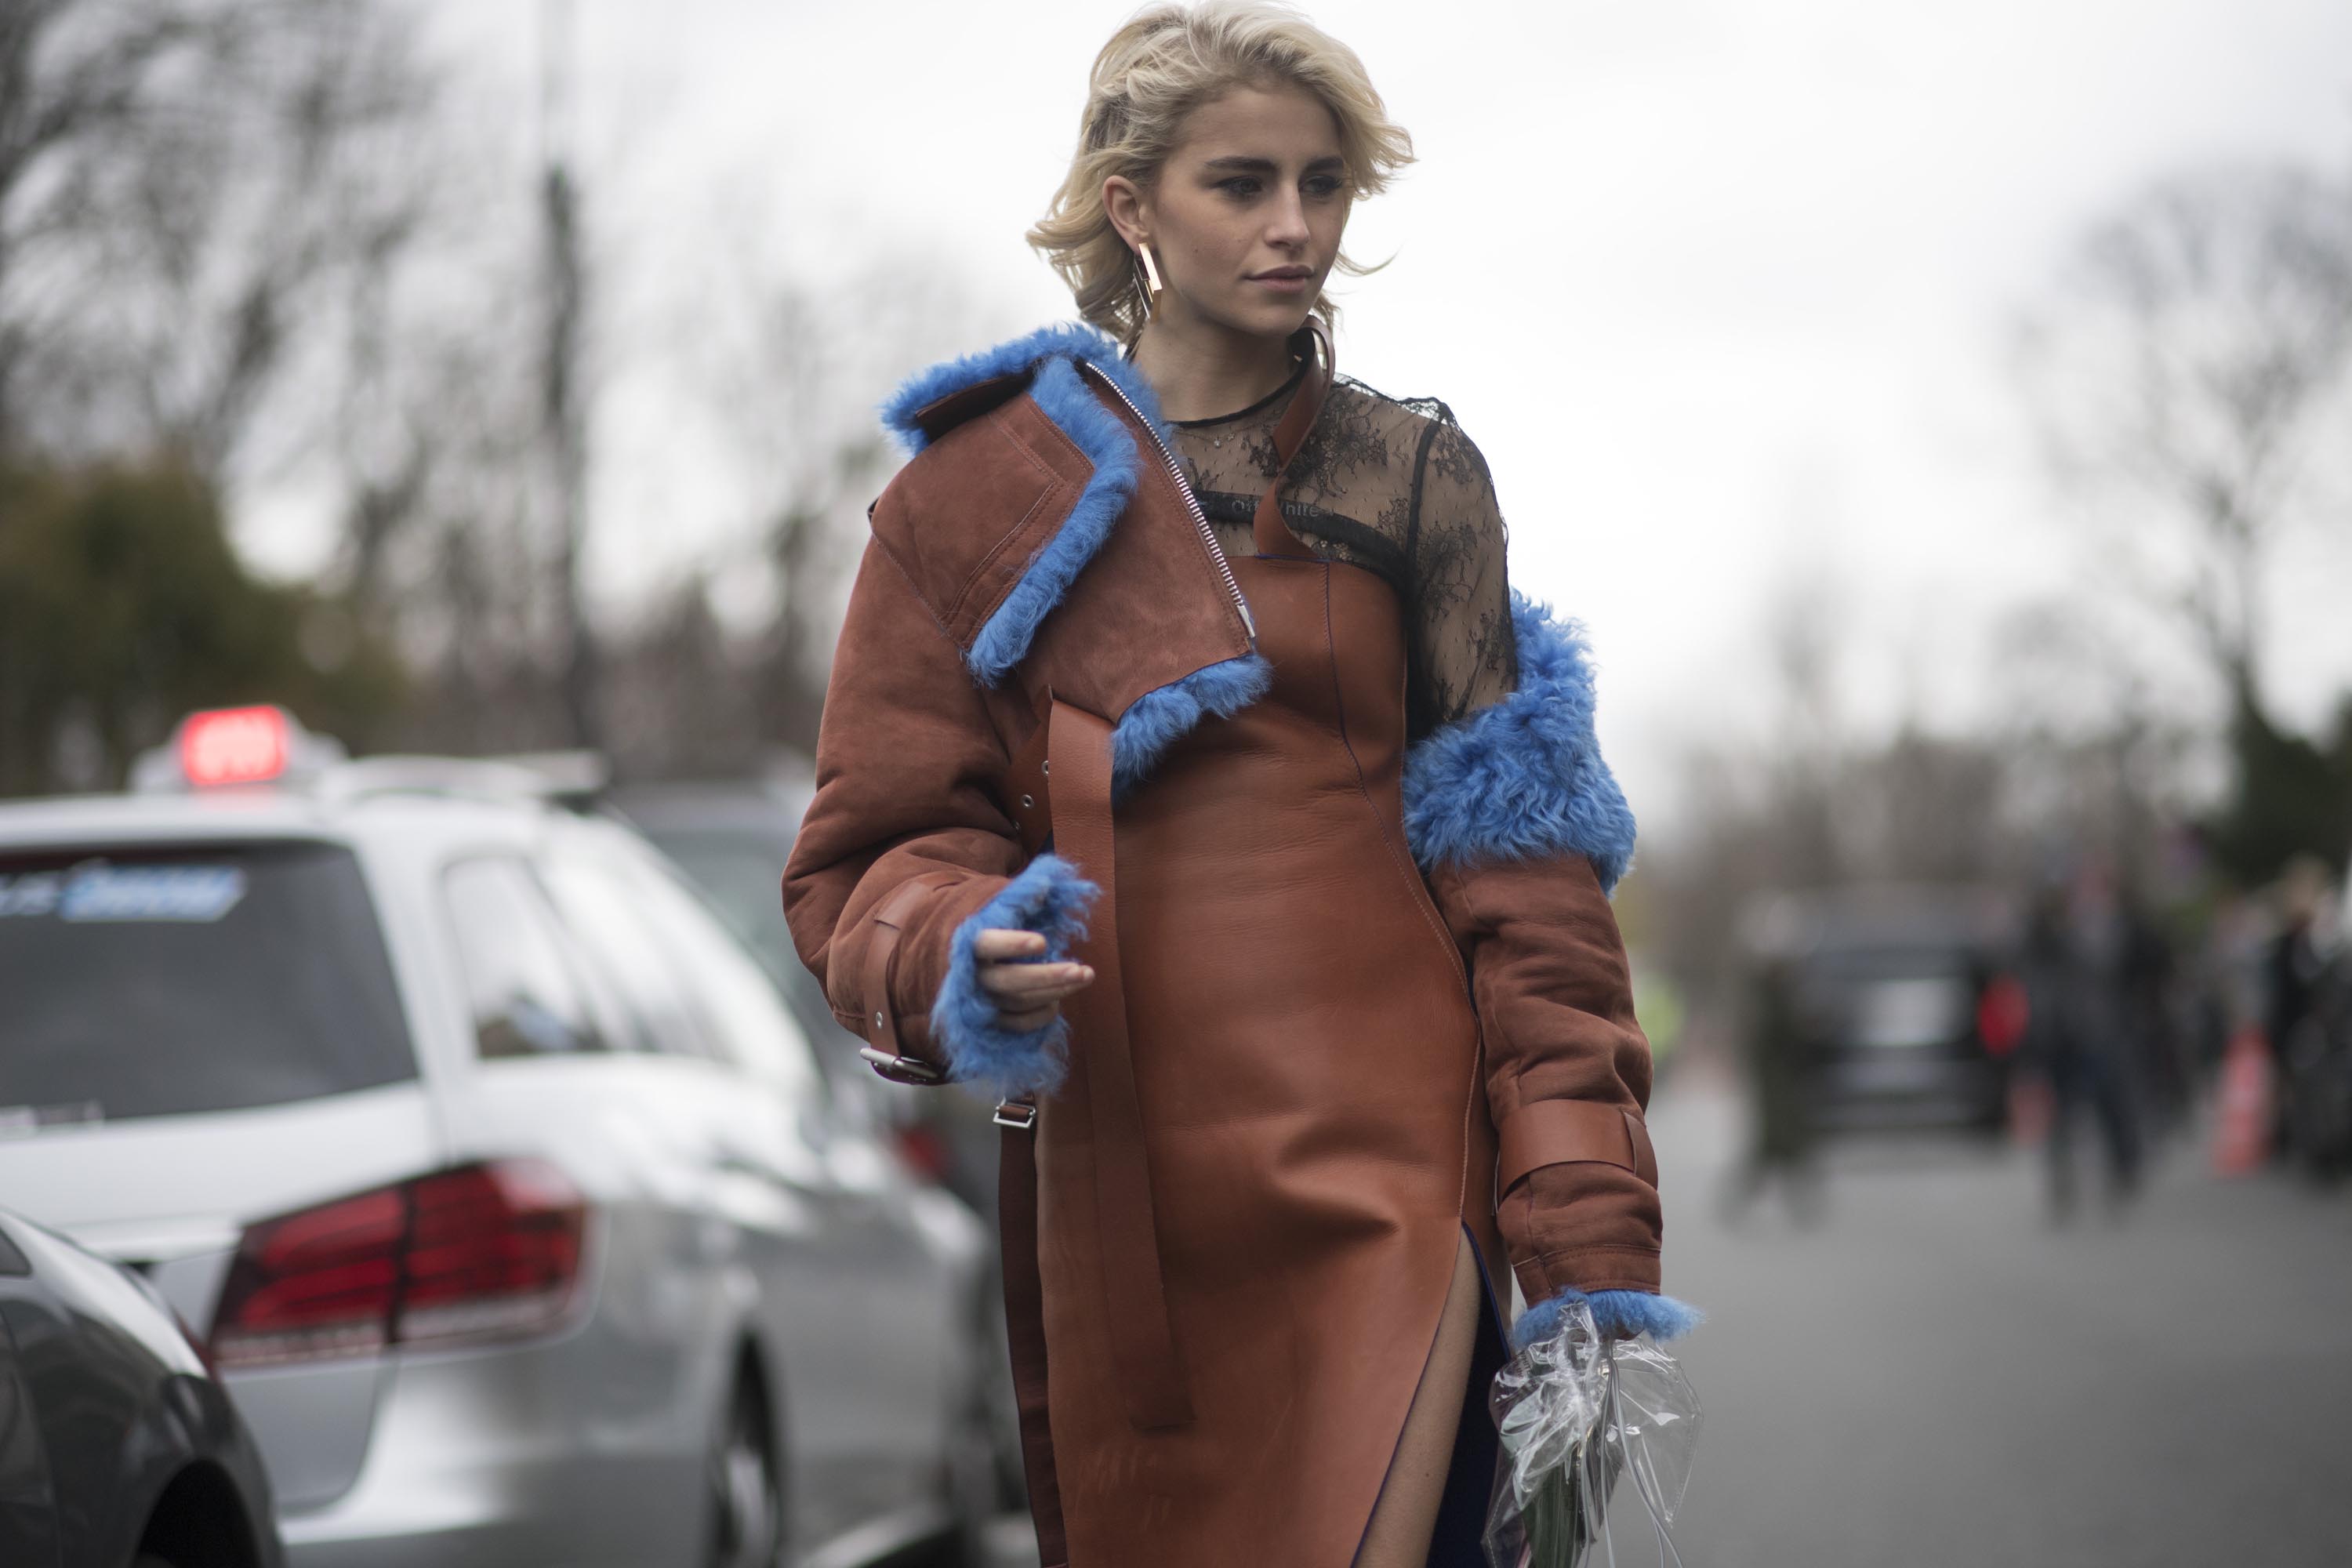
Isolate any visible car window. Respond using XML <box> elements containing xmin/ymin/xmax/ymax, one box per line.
<box><xmin>441</xmin><ymin>857</ymin><xmax>609</xmax><ymax>1058</ymax></box>
<box><xmin>635</xmin><ymin>821</ymin><xmax>863</xmax><ymax>1058</ymax></box>
<box><xmin>0</xmin><ymin>841</ymin><xmax>416</xmax><ymax>1123</ymax></box>
<box><xmin>601</xmin><ymin>847</ymin><xmax>830</xmax><ymax>1106</ymax></box>
<box><xmin>633</xmin><ymin>826</ymin><xmax>797</xmax><ymax>980</ymax></box>
<box><xmin>537</xmin><ymin>851</ymin><xmax>721</xmax><ymax>1060</ymax></box>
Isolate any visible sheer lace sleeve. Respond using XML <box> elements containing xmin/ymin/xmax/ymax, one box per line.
<box><xmin>1406</xmin><ymin>416</ymin><xmax>1519</xmax><ymax>742</ymax></box>
<box><xmin>1163</xmin><ymin>373</ymin><xmax>1523</xmax><ymax>740</ymax></box>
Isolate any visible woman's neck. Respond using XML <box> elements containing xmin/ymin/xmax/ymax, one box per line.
<box><xmin>1129</xmin><ymin>314</ymin><xmax>1298</xmax><ymax>423</ymax></box>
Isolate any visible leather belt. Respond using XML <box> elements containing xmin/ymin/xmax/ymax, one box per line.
<box><xmin>1047</xmin><ymin>699</ymin><xmax>1192</xmax><ymax>1429</ymax></box>
<box><xmin>1002</xmin><ymin>681</ymin><xmax>1192</xmax><ymax>1434</ymax></box>
<box><xmin>990</xmin><ymin>317</ymin><xmax>1338</xmax><ymax>1512</ymax></box>
<box><xmin>999</xmin><ymin>1115</ymin><xmax>1066</xmax><ymax>1566</ymax></box>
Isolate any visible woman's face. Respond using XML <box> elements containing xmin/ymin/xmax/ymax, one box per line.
<box><xmin>1110</xmin><ymin>82</ymin><xmax>1351</xmax><ymax>340</ymax></box>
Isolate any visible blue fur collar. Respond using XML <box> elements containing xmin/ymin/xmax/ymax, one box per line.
<box><xmin>879</xmin><ymin>321</ymin><xmax>1171</xmax><ymax>456</ymax></box>
<box><xmin>877</xmin><ymin>321</ymin><xmax>1274</xmax><ymax>801</ymax></box>
<box><xmin>877</xmin><ymin>322</ymin><xmax>1178</xmax><ymax>691</ymax></box>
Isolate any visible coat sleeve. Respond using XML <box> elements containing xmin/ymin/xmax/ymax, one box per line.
<box><xmin>781</xmin><ymin>531</ymin><xmax>1099</xmax><ymax>1102</ymax></box>
<box><xmin>1400</xmin><ymin>422</ymin><xmax>1700</xmax><ymax>1350</ymax></box>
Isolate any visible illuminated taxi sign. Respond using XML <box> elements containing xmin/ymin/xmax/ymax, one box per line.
<box><xmin>130</xmin><ymin>705</ymin><xmax>348</xmax><ymax>793</ymax></box>
<box><xmin>182</xmin><ymin>706</ymin><xmax>292</xmax><ymax>787</ymax></box>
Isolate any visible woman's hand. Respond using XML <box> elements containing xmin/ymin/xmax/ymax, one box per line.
<box><xmin>973</xmin><ymin>927</ymin><xmax>1096</xmax><ymax>1031</ymax></box>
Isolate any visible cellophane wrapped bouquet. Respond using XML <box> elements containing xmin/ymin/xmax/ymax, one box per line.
<box><xmin>1483</xmin><ymin>1296</ymin><xmax>1701</xmax><ymax>1567</ymax></box>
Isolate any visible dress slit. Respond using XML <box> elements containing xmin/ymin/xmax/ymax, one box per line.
<box><xmin>1352</xmin><ymin>1221</ymin><xmax>1512</xmax><ymax>1567</ymax></box>
<box><xmin>1430</xmin><ymin>1224</ymin><xmax>1512</xmax><ymax>1565</ymax></box>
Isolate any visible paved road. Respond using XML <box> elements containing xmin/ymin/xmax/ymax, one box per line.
<box><xmin>1658</xmin><ymin>1070</ymin><xmax>2352</xmax><ymax>1568</ymax></box>
<box><xmin>979</xmin><ymin>1070</ymin><xmax>2352</xmax><ymax>1568</ymax></box>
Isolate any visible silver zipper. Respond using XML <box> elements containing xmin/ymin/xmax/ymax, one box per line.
<box><xmin>1080</xmin><ymin>360</ymin><xmax>1256</xmax><ymax>643</ymax></box>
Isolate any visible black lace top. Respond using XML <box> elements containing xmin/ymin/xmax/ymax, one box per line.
<box><xmin>1165</xmin><ymin>359</ymin><xmax>1520</xmax><ymax>743</ymax></box>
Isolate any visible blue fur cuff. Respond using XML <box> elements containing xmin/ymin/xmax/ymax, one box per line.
<box><xmin>1400</xmin><ymin>590</ymin><xmax>1637</xmax><ymax>892</ymax></box>
<box><xmin>1111</xmin><ymin>652</ymin><xmax>1275</xmax><ymax>801</ymax></box>
<box><xmin>1510</xmin><ymin>1289</ymin><xmax>1704</xmax><ymax>1353</ymax></box>
<box><xmin>927</xmin><ymin>854</ymin><xmax>1102</xmax><ymax>1102</ymax></box>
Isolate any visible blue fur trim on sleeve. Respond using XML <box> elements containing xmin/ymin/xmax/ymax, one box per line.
<box><xmin>1400</xmin><ymin>588</ymin><xmax>1638</xmax><ymax>892</ymax></box>
<box><xmin>1110</xmin><ymin>652</ymin><xmax>1275</xmax><ymax>801</ymax></box>
<box><xmin>1510</xmin><ymin>1288</ymin><xmax>1704</xmax><ymax>1353</ymax></box>
<box><xmin>927</xmin><ymin>853</ymin><xmax>1102</xmax><ymax>1102</ymax></box>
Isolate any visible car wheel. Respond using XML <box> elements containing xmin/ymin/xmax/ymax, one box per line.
<box><xmin>927</xmin><ymin>1287</ymin><xmax>1025</xmax><ymax>1568</ymax></box>
<box><xmin>706</xmin><ymin>1368</ymin><xmax>783</xmax><ymax>1568</ymax></box>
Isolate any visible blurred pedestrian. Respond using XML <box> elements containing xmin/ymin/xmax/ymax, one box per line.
<box><xmin>2117</xmin><ymin>880</ymin><xmax>2188</xmax><ymax>1138</ymax></box>
<box><xmin>1722</xmin><ymin>951</ymin><xmax>1824</xmax><ymax>1227</ymax></box>
<box><xmin>2265</xmin><ymin>856</ymin><xmax>2343</xmax><ymax>1170</ymax></box>
<box><xmin>778</xmin><ymin>6</ymin><xmax>1695</xmax><ymax>1566</ymax></box>
<box><xmin>2020</xmin><ymin>862</ymin><xmax>2146</xmax><ymax>1220</ymax></box>
<box><xmin>2264</xmin><ymin>859</ymin><xmax>2328</xmax><ymax>1052</ymax></box>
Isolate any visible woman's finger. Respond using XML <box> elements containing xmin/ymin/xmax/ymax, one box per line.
<box><xmin>971</xmin><ymin>927</ymin><xmax>1050</xmax><ymax>962</ymax></box>
<box><xmin>982</xmin><ymin>960</ymin><xmax>1094</xmax><ymax>999</ymax></box>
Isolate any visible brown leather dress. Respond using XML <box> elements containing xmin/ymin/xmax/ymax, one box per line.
<box><xmin>783</xmin><ymin>324</ymin><xmax>1662</xmax><ymax>1568</ymax></box>
<box><xmin>1033</xmin><ymin>480</ymin><xmax>1516</xmax><ymax>1566</ymax></box>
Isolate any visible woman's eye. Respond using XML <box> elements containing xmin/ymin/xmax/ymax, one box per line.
<box><xmin>1305</xmin><ymin>176</ymin><xmax>1344</xmax><ymax>198</ymax></box>
<box><xmin>1218</xmin><ymin>176</ymin><xmax>1261</xmax><ymax>197</ymax></box>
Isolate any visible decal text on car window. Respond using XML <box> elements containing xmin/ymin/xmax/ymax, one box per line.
<box><xmin>0</xmin><ymin>864</ymin><xmax>253</xmax><ymax>923</ymax></box>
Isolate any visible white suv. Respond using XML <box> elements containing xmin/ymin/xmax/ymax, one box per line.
<box><xmin>0</xmin><ymin>708</ymin><xmax>994</xmax><ymax>1567</ymax></box>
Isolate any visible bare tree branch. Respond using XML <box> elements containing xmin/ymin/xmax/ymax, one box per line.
<box><xmin>2016</xmin><ymin>158</ymin><xmax>2352</xmax><ymax>723</ymax></box>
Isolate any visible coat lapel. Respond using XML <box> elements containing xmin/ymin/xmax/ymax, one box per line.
<box><xmin>880</xmin><ymin>321</ymin><xmax>1272</xmax><ymax>800</ymax></box>
<box><xmin>883</xmin><ymin>325</ymin><xmax>1173</xmax><ymax>688</ymax></box>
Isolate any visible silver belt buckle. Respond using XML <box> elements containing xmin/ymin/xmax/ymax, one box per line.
<box><xmin>993</xmin><ymin>1099</ymin><xmax>1039</xmax><ymax>1130</ymax></box>
<box><xmin>858</xmin><ymin>1044</ymin><xmax>946</xmax><ymax>1083</ymax></box>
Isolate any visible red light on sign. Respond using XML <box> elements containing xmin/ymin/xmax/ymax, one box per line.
<box><xmin>180</xmin><ymin>706</ymin><xmax>291</xmax><ymax>788</ymax></box>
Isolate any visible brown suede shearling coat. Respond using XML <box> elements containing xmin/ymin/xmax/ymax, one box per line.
<box><xmin>781</xmin><ymin>322</ymin><xmax>1668</xmax><ymax>1568</ymax></box>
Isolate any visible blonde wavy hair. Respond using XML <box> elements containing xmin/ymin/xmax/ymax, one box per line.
<box><xmin>1028</xmin><ymin>1</ymin><xmax>1414</xmax><ymax>343</ymax></box>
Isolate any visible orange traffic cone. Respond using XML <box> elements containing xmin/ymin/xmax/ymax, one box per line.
<box><xmin>2212</xmin><ymin>1025</ymin><xmax>2274</xmax><ymax>1177</ymax></box>
<box><xmin>2007</xmin><ymin>1072</ymin><xmax>2053</xmax><ymax>1148</ymax></box>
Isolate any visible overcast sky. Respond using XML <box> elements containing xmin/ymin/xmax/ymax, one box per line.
<box><xmin>377</xmin><ymin>0</ymin><xmax>2352</xmax><ymax>827</ymax></box>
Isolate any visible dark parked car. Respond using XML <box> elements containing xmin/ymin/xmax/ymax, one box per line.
<box><xmin>0</xmin><ymin>1207</ymin><xmax>284</xmax><ymax>1568</ymax></box>
<box><xmin>1740</xmin><ymin>884</ymin><xmax>2019</xmax><ymax>1134</ymax></box>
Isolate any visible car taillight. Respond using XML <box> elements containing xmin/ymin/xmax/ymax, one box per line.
<box><xmin>891</xmin><ymin>1123</ymin><xmax>953</xmax><ymax>1184</ymax></box>
<box><xmin>210</xmin><ymin>1160</ymin><xmax>586</xmax><ymax>1370</ymax></box>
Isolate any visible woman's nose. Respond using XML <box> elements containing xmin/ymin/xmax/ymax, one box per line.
<box><xmin>1266</xmin><ymin>191</ymin><xmax>1310</xmax><ymax>247</ymax></box>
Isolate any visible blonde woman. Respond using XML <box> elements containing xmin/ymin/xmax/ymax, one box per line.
<box><xmin>782</xmin><ymin>5</ymin><xmax>1695</xmax><ymax>1563</ymax></box>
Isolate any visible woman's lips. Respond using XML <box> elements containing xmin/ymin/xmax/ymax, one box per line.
<box><xmin>1248</xmin><ymin>269</ymin><xmax>1312</xmax><ymax>292</ymax></box>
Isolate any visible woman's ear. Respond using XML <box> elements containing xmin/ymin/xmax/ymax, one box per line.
<box><xmin>1102</xmin><ymin>173</ymin><xmax>1150</xmax><ymax>249</ymax></box>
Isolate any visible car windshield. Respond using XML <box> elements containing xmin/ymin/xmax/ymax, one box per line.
<box><xmin>0</xmin><ymin>840</ymin><xmax>416</xmax><ymax>1126</ymax></box>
